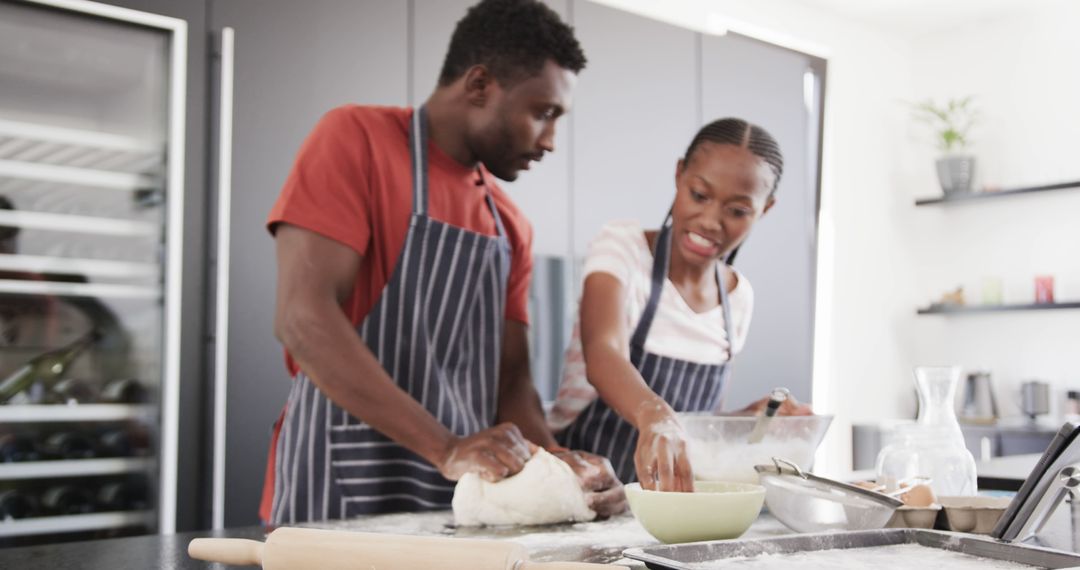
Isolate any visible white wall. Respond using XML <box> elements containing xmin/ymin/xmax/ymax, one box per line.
<box><xmin>905</xmin><ymin>0</ymin><xmax>1080</xmax><ymax>420</ymax></box>
<box><xmin>594</xmin><ymin>0</ymin><xmax>919</xmax><ymax>474</ymax></box>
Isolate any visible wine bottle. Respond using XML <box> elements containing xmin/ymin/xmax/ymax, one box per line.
<box><xmin>40</xmin><ymin>431</ymin><xmax>96</xmax><ymax>460</ymax></box>
<box><xmin>97</xmin><ymin>429</ymin><xmax>132</xmax><ymax>458</ymax></box>
<box><xmin>96</xmin><ymin>479</ymin><xmax>149</xmax><ymax>512</ymax></box>
<box><xmin>45</xmin><ymin>378</ymin><xmax>97</xmax><ymax>405</ymax></box>
<box><xmin>40</xmin><ymin>484</ymin><xmax>95</xmax><ymax>516</ymax></box>
<box><xmin>0</xmin><ymin>489</ymin><xmax>38</xmax><ymax>520</ymax></box>
<box><xmin>97</xmin><ymin>377</ymin><xmax>147</xmax><ymax>404</ymax></box>
<box><xmin>0</xmin><ymin>432</ymin><xmax>40</xmax><ymax>463</ymax></box>
<box><xmin>0</xmin><ymin>330</ymin><xmax>100</xmax><ymax>404</ymax></box>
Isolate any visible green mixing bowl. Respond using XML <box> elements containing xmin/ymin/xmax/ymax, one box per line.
<box><xmin>625</xmin><ymin>480</ymin><xmax>765</xmax><ymax>544</ymax></box>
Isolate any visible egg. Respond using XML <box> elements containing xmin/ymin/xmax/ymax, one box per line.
<box><xmin>900</xmin><ymin>484</ymin><xmax>936</xmax><ymax>507</ymax></box>
<box><xmin>853</xmin><ymin>480</ymin><xmax>884</xmax><ymax>492</ymax></box>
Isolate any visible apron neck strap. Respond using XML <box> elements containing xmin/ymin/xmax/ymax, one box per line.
<box><xmin>630</xmin><ymin>212</ymin><xmax>736</xmax><ymax>356</ymax></box>
<box><xmin>409</xmin><ymin>106</ymin><xmax>430</xmax><ymax>217</ymax></box>
<box><xmin>630</xmin><ymin>215</ymin><xmax>673</xmax><ymax>350</ymax></box>
<box><xmin>410</xmin><ymin>106</ymin><xmax>508</xmax><ymax>240</ymax></box>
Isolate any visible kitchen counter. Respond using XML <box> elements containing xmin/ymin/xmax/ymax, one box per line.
<box><xmin>0</xmin><ymin>454</ymin><xmax>1048</xmax><ymax>568</ymax></box>
<box><xmin>0</xmin><ymin>512</ymin><xmax>790</xmax><ymax>569</ymax></box>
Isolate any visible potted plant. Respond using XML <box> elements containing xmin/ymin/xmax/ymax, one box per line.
<box><xmin>912</xmin><ymin>96</ymin><xmax>978</xmax><ymax>195</ymax></box>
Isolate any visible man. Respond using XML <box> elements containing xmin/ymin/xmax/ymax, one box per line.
<box><xmin>261</xmin><ymin>0</ymin><xmax>626</xmax><ymax>523</ymax></box>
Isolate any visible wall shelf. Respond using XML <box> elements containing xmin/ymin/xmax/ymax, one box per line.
<box><xmin>0</xmin><ymin>457</ymin><xmax>153</xmax><ymax>480</ymax></box>
<box><xmin>917</xmin><ymin>302</ymin><xmax>1080</xmax><ymax>315</ymax></box>
<box><xmin>0</xmin><ymin>511</ymin><xmax>153</xmax><ymax>538</ymax></box>
<box><xmin>0</xmin><ymin>404</ymin><xmax>155</xmax><ymax>423</ymax></box>
<box><xmin>915</xmin><ymin>180</ymin><xmax>1080</xmax><ymax>206</ymax></box>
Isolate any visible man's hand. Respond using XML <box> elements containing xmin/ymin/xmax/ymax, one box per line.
<box><xmin>552</xmin><ymin>449</ymin><xmax>627</xmax><ymax>518</ymax></box>
<box><xmin>437</xmin><ymin>423</ymin><xmax>535</xmax><ymax>482</ymax></box>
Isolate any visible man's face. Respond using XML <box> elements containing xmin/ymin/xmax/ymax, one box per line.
<box><xmin>468</xmin><ymin>60</ymin><xmax>576</xmax><ymax>182</ymax></box>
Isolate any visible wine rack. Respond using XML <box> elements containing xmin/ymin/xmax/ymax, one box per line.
<box><xmin>0</xmin><ymin>511</ymin><xmax>154</xmax><ymax>539</ymax></box>
<box><xmin>0</xmin><ymin>0</ymin><xmax>189</xmax><ymax>542</ymax></box>
<box><xmin>0</xmin><ymin>405</ymin><xmax>155</xmax><ymax>424</ymax></box>
<box><xmin>0</xmin><ymin>117</ymin><xmax>163</xmax><ymax>540</ymax></box>
<box><xmin>0</xmin><ymin>458</ymin><xmax>153</xmax><ymax>480</ymax></box>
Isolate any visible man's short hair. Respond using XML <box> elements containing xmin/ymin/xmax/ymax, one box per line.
<box><xmin>438</xmin><ymin>0</ymin><xmax>586</xmax><ymax>87</ymax></box>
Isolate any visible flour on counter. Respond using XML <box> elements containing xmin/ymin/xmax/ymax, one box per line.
<box><xmin>687</xmin><ymin>544</ymin><xmax>1035</xmax><ymax>569</ymax></box>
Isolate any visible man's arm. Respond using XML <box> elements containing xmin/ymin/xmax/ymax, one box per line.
<box><xmin>495</xmin><ymin>319</ymin><xmax>557</xmax><ymax>448</ymax></box>
<box><xmin>274</xmin><ymin>224</ymin><xmax>531</xmax><ymax>481</ymax></box>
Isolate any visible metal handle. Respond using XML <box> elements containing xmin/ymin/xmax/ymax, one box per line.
<box><xmin>211</xmin><ymin>26</ymin><xmax>236</xmax><ymax>531</ymax></box>
<box><xmin>1013</xmin><ymin>465</ymin><xmax>1080</xmax><ymax>543</ymax></box>
<box><xmin>748</xmin><ymin>388</ymin><xmax>789</xmax><ymax>444</ymax></box>
<box><xmin>771</xmin><ymin>457</ymin><xmax>806</xmax><ymax>479</ymax></box>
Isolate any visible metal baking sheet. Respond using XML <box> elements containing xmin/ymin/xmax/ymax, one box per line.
<box><xmin>623</xmin><ymin>529</ymin><xmax>1080</xmax><ymax>569</ymax></box>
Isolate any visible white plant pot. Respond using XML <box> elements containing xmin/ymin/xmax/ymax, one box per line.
<box><xmin>936</xmin><ymin>154</ymin><xmax>975</xmax><ymax>195</ymax></box>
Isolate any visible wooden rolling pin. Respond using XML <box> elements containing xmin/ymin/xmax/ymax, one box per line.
<box><xmin>189</xmin><ymin>526</ymin><xmax>629</xmax><ymax>569</ymax></box>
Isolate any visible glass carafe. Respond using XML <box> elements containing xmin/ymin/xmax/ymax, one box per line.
<box><xmin>876</xmin><ymin>366</ymin><xmax>978</xmax><ymax>497</ymax></box>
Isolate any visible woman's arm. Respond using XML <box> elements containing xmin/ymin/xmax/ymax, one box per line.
<box><xmin>579</xmin><ymin>272</ymin><xmax>693</xmax><ymax>492</ymax></box>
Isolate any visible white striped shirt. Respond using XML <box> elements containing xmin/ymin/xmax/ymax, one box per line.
<box><xmin>548</xmin><ymin>220</ymin><xmax>753</xmax><ymax>430</ymax></box>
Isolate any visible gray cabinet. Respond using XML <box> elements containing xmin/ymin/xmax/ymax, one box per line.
<box><xmin>210</xmin><ymin>0</ymin><xmax>408</xmax><ymax>527</ymax></box>
<box><xmin>853</xmin><ymin>422</ymin><xmax>1056</xmax><ymax>470</ymax></box>
<box><xmin>569</xmin><ymin>0</ymin><xmax>699</xmax><ymax>257</ymax></box>
<box><xmin>699</xmin><ymin>34</ymin><xmax>822</xmax><ymax>408</ymax></box>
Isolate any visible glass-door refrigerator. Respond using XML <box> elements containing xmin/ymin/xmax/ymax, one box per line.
<box><xmin>0</xmin><ymin>0</ymin><xmax>186</xmax><ymax>545</ymax></box>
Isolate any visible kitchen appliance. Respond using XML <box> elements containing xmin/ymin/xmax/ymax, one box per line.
<box><xmin>0</xmin><ymin>0</ymin><xmax>189</xmax><ymax>543</ymax></box>
<box><xmin>188</xmin><ymin>527</ymin><xmax>625</xmax><ymax>570</ymax></box>
<box><xmin>1021</xmin><ymin>381</ymin><xmax>1051</xmax><ymax>421</ymax></box>
<box><xmin>993</xmin><ymin>422</ymin><xmax>1080</xmax><ymax>547</ymax></box>
<box><xmin>754</xmin><ymin>458</ymin><xmax>903</xmax><ymax>534</ymax></box>
<box><xmin>960</xmin><ymin>371</ymin><xmax>998</xmax><ymax>424</ymax></box>
<box><xmin>623</xmin><ymin>528</ymin><xmax>1080</xmax><ymax>569</ymax></box>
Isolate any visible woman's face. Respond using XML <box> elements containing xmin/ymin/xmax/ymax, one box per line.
<box><xmin>670</xmin><ymin>141</ymin><xmax>776</xmax><ymax>266</ymax></box>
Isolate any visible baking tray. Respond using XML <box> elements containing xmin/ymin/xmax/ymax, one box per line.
<box><xmin>623</xmin><ymin>529</ymin><xmax>1080</xmax><ymax>569</ymax></box>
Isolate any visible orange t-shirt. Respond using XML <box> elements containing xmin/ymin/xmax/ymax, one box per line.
<box><xmin>259</xmin><ymin>105</ymin><xmax>534</xmax><ymax>521</ymax></box>
<box><xmin>267</xmin><ymin>105</ymin><xmax>533</xmax><ymax>374</ymax></box>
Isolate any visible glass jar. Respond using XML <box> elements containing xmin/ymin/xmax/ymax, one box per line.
<box><xmin>876</xmin><ymin>366</ymin><xmax>977</xmax><ymax>497</ymax></box>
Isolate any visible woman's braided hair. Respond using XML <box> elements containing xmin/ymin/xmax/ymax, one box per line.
<box><xmin>683</xmin><ymin>118</ymin><xmax>784</xmax><ymax>195</ymax></box>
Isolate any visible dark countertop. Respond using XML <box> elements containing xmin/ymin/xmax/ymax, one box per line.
<box><xmin>0</xmin><ymin>512</ymin><xmax>792</xmax><ymax>569</ymax></box>
<box><xmin>0</xmin><ymin>526</ymin><xmax>267</xmax><ymax>569</ymax></box>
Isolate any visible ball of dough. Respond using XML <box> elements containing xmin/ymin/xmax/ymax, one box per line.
<box><xmin>452</xmin><ymin>448</ymin><xmax>597</xmax><ymax>526</ymax></box>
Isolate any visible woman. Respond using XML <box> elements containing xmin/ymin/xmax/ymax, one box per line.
<box><xmin>548</xmin><ymin>118</ymin><xmax>810</xmax><ymax>492</ymax></box>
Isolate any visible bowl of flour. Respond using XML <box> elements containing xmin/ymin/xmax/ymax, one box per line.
<box><xmin>679</xmin><ymin>414</ymin><xmax>833</xmax><ymax>483</ymax></box>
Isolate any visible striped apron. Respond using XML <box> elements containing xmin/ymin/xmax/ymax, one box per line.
<box><xmin>270</xmin><ymin>106</ymin><xmax>511</xmax><ymax>523</ymax></box>
<box><xmin>558</xmin><ymin>219</ymin><xmax>734</xmax><ymax>483</ymax></box>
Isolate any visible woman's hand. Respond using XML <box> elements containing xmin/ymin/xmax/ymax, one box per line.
<box><xmin>634</xmin><ymin>402</ymin><xmax>694</xmax><ymax>492</ymax></box>
<box><xmin>437</xmin><ymin>422</ymin><xmax>535</xmax><ymax>482</ymax></box>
